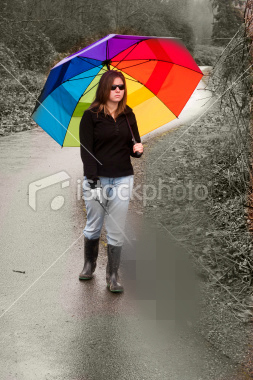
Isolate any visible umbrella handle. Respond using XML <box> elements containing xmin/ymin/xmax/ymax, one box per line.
<box><xmin>132</xmin><ymin>140</ymin><xmax>142</xmax><ymax>157</ymax></box>
<box><xmin>124</xmin><ymin>112</ymin><xmax>142</xmax><ymax>158</ymax></box>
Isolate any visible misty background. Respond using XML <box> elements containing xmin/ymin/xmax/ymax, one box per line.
<box><xmin>0</xmin><ymin>0</ymin><xmax>245</xmax><ymax>72</ymax></box>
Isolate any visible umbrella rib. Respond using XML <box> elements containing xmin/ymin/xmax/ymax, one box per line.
<box><xmin>111</xmin><ymin>59</ymin><xmax>151</xmax><ymax>71</ymax></box>
<box><xmin>123</xmin><ymin>77</ymin><xmax>140</xmax><ymax>84</ymax></box>
<box><xmin>112</xmin><ymin>58</ymin><xmax>203</xmax><ymax>75</ymax></box>
<box><xmin>123</xmin><ymin>75</ymin><xmax>178</xmax><ymax>120</ymax></box>
<box><xmin>52</xmin><ymin>39</ymin><xmax>201</xmax><ymax>99</ymax></box>
<box><xmin>61</xmin><ymin>84</ymin><xmax>99</xmax><ymax>147</ymax></box>
<box><xmin>66</xmin><ymin>73</ymin><xmax>104</xmax><ymax>82</ymax></box>
<box><xmin>115</xmin><ymin>60</ymin><xmax>201</xmax><ymax>119</ymax></box>
<box><xmin>60</xmin><ymin>61</ymin><xmax>201</xmax><ymax>88</ymax></box>
<box><xmin>61</xmin><ymin>66</ymin><xmax>106</xmax><ymax>147</ymax></box>
<box><xmin>112</xmin><ymin>41</ymin><xmax>141</xmax><ymax>70</ymax></box>
<box><xmin>66</xmin><ymin>69</ymin><xmax>140</xmax><ymax>85</ymax></box>
<box><xmin>110</xmin><ymin>38</ymin><xmax>150</xmax><ymax>63</ymax></box>
<box><xmin>76</xmin><ymin>55</ymin><xmax>202</xmax><ymax>76</ymax></box>
<box><xmin>77</xmin><ymin>56</ymin><xmax>107</xmax><ymax>72</ymax></box>
<box><xmin>107</xmin><ymin>36</ymin><xmax>201</xmax><ymax>75</ymax></box>
<box><xmin>34</xmin><ymin>61</ymin><xmax>103</xmax><ymax>109</ymax></box>
<box><xmin>71</xmin><ymin>60</ymin><xmax>154</xmax><ymax>82</ymax></box>
<box><xmin>145</xmin><ymin>59</ymin><xmax>203</xmax><ymax>75</ymax></box>
<box><xmin>81</xmin><ymin>81</ymin><xmax>100</xmax><ymax>97</ymax></box>
<box><xmin>59</xmin><ymin>59</ymin><xmax>202</xmax><ymax>85</ymax></box>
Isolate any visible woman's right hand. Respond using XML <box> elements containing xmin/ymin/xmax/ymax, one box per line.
<box><xmin>90</xmin><ymin>187</ymin><xmax>102</xmax><ymax>203</ymax></box>
<box><xmin>133</xmin><ymin>143</ymin><xmax>143</xmax><ymax>154</ymax></box>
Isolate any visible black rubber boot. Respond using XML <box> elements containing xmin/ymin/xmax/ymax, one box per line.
<box><xmin>79</xmin><ymin>237</ymin><xmax>99</xmax><ymax>280</ymax></box>
<box><xmin>106</xmin><ymin>244</ymin><xmax>124</xmax><ymax>292</ymax></box>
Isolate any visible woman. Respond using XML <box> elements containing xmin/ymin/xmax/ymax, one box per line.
<box><xmin>79</xmin><ymin>70</ymin><xmax>143</xmax><ymax>293</ymax></box>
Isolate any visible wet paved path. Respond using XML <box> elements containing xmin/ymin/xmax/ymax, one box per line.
<box><xmin>0</xmin><ymin>69</ymin><xmax>238</xmax><ymax>379</ymax></box>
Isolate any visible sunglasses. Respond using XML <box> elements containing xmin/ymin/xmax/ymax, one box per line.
<box><xmin>111</xmin><ymin>84</ymin><xmax>125</xmax><ymax>91</ymax></box>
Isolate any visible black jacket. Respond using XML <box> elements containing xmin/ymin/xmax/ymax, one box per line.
<box><xmin>79</xmin><ymin>105</ymin><xmax>142</xmax><ymax>188</ymax></box>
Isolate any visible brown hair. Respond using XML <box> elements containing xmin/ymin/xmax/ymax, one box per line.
<box><xmin>88</xmin><ymin>70</ymin><xmax>127</xmax><ymax>118</ymax></box>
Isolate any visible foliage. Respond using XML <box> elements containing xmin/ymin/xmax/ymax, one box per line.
<box><xmin>200</xmin><ymin>25</ymin><xmax>252</xmax><ymax>297</ymax></box>
<box><xmin>0</xmin><ymin>43</ymin><xmax>21</xmax><ymax>78</ymax></box>
<box><xmin>145</xmin><ymin>21</ymin><xmax>252</xmax><ymax>327</ymax></box>
<box><xmin>0</xmin><ymin>71</ymin><xmax>45</xmax><ymax>130</ymax></box>
<box><xmin>193</xmin><ymin>44</ymin><xmax>224</xmax><ymax>66</ymax></box>
<box><xmin>0</xmin><ymin>20</ymin><xmax>57</xmax><ymax>73</ymax></box>
<box><xmin>21</xmin><ymin>0</ymin><xmax>195</xmax><ymax>53</ymax></box>
<box><xmin>145</xmin><ymin>102</ymin><xmax>252</xmax><ymax>317</ymax></box>
<box><xmin>210</xmin><ymin>0</ymin><xmax>244</xmax><ymax>46</ymax></box>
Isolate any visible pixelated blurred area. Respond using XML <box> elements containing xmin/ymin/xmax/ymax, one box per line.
<box><xmin>121</xmin><ymin>219</ymin><xmax>201</xmax><ymax>326</ymax></box>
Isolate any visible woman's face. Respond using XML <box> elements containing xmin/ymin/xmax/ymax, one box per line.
<box><xmin>108</xmin><ymin>77</ymin><xmax>125</xmax><ymax>104</ymax></box>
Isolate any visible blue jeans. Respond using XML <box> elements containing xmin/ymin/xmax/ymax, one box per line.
<box><xmin>82</xmin><ymin>175</ymin><xmax>134</xmax><ymax>246</ymax></box>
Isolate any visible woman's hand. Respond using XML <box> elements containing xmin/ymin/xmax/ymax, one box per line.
<box><xmin>90</xmin><ymin>187</ymin><xmax>102</xmax><ymax>203</ymax></box>
<box><xmin>133</xmin><ymin>143</ymin><xmax>143</xmax><ymax>154</ymax></box>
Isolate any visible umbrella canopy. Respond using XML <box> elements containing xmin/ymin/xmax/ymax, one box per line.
<box><xmin>31</xmin><ymin>34</ymin><xmax>203</xmax><ymax>147</ymax></box>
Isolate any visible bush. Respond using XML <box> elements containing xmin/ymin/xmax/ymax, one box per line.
<box><xmin>0</xmin><ymin>43</ymin><xmax>21</xmax><ymax>78</ymax></box>
<box><xmin>0</xmin><ymin>21</ymin><xmax>57</xmax><ymax>74</ymax></box>
<box><xmin>193</xmin><ymin>44</ymin><xmax>224</xmax><ymax>66</ymax></box>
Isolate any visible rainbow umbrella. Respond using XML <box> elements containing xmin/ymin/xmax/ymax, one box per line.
<box><xmin>31</xmin><ymin>34</ymin><xmax>203</xmax><ymax>147</ymax></box>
